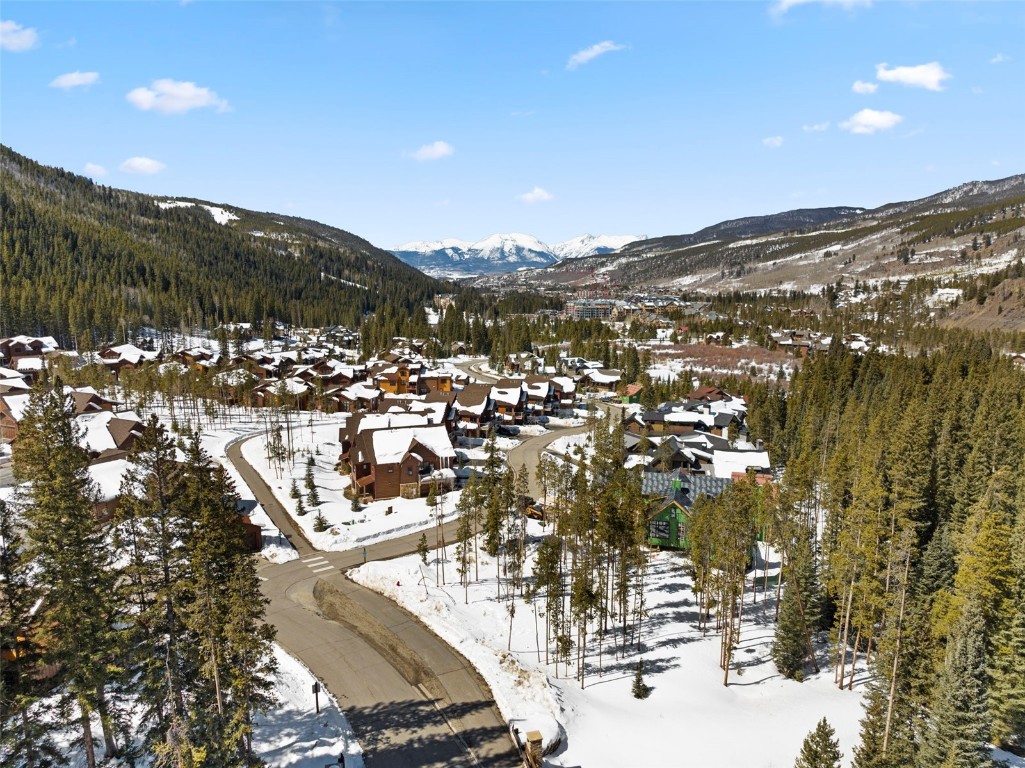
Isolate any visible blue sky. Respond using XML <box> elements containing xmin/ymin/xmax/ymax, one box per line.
<box><xmin>2</xmin><ymin>2</ymin><xmax>1023</xmax><ymax>248</ymax></box>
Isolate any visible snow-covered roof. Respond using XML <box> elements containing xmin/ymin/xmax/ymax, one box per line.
<box><xmin>15</xmin><ymin>357</ymin><xmax>43</xmax><ymax>371</ymax></box>
<box><xmin>664</xmin><ymin>411</ymin><xmax>714</xmax><ymax>428</ymax></box>
<box><xmin>404</xmin><ymin>400</ymin><xmax>449</xmax><ymax>424</ymax></box>
<box><xmin>105</xmin><ymin>343</ymin><xmax>159</xmax><ymax>364</ymax></box>
<box><xmin>341</xmin><ymin>383</ymin><xmax>381</xmax><ymax>401</ymax></box>
<box><xmin>524</xmin><ymin>380</ymin><xmax>550</xmax><ymax>399</ymax></box>
<box><xmin>75</xmin><ymin>411</ymin><xmax>142</xmax><ymax>453</ymax></box>
<box><xmin>711</xmin><ymin>450</ymin><xmax>771</xmax><ymax>480</ymax></box>
<box><xmin>1</xmin><ymin>393</ymin><xmax>31</xmax><ymax>422</ymax></box>
<box><xmin>371</xmin><ymin>425</ymin><xmax>455</xmax><ymax>464</ymax></box>
<box><xmin>356</xmin><ymin>413</ymin><xmax>430</xmax><ymax>433</ymax></box>
<box><xmin>213</xmin><ymin>368</ymin><xmax>258</xmax><ymax>386</ymax></box>
<box><xmin>5</xmin><ymin>335</ymin><xmax>59</xmax><ymax>352</ymax></box>
<box><xmin>490</xmin><ymin>387</ymin><xmax>522</xmax><ymax>406</ymax></box>
<box><xmin>583</xmin><ymin>369</ymin><xmax>621</xmax><ymax>384</ymax></box>
<box><xmin>88</xmin><ymin>459</ymin><xmax>131</xmax><ymax>502</ymax></box>
<box><xmin>552</xmin><ymin>376</ymin><xmax>576</xmax><ymax>393</ymax></box>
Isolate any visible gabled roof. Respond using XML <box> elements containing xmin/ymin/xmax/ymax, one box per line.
<box><xmin>641</xmin><ymin>469</ymin><xmax>732</xmax><ymax>507</ymax></box>
<box><xmin>455</xmin><ymin>383</ymin><xmax>492</xmax><ymax>410</ymax></box>
<box><xmin>362</xmin><ymin>425</ymin><xmax>455</xmax><ymax>465</ymax></box>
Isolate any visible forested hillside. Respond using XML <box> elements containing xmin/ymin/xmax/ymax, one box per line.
<box><xmin>0</xmin><ymin>146</ymin><xmax>444</xmax><ymax>345</ymax></box>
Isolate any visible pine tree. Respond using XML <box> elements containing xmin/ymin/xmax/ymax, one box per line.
<box><xmin>313</xmin><ymin>511</ymin><xmax>329</xmax><ymax>532</ymax></box>
<box><xmin>795</xmin><ymin>718</ymin><xmax>843</xmax><ymax>768</ymax></box>
<box><xmin>988</xmin><ymin>600</ymin><xmax>1025</xmax><ymax>752</ymax></box>
<box><xmin>289</xmin><ymin>479</ymin><xmax>300</xmax><ymax>499</ymax></box>
<box><xmin>918</xmin><ymin>599</ymin><xmax>994</xmax><ymax>768</ymax></box>
<box><xmin>953</xmin><ymin>469</ymin><xmax>1017</xmax><ymax>633</ymax></box>
<box><xmin>113</xmin><ymin>415</ymin><xmax>194</xmax><ymax>752</ymax></box>
<box><xmin>0</xmin><ymin>498</ymin><xmax>62</xmax><ymax>767</ymax></box>
<box><xmin>13</xmin><ymin>385</ymin><xmax>125</xmax><ymax>766</ymax></box>
<box><xmin>774</xmin><ymin>577</ymin><xmax>811</xmax><ymax>680</ymax></box>
<box><xmin>989</xmin><ymin>481</ymin><xmax>1025</xmax><ymax>753</ymax></box>
<box><xmin>417</xmin><ymin>532</ymin><xmax>430</xmax><ymax>566</ymax></box>
<box><xmin>773</xmin><ymin>529</ymin><xmax>822</xmax><ymax>680</ymax></box>
<box><xmin>307</xmin><ymin>485</ymin><xmax>320</xmax><ymax>507</ymax></box>
<box><xmin>631</xmin><ymin>660</ymin><xmax>651</xmax><ymax>699</ymax></box>
<box><xmin>220</xmin><ymin>565</ymin><xmax>278</xmax><ymax>764</ymax></box>
<box><xmin>177</xmin><ymin>436</ymin><xmax>277</xmax><ymax>764</ymax></box>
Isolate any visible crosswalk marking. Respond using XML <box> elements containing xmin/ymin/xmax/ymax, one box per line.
<box><xmin>302</xmin><ymin>555</ymin><xmax>327</xmax><ymax>564</ymax></box>
<box><xmin>311</xmin><ymin>565</ymin><xmax>335</xmax><ymax>574</ymax></box>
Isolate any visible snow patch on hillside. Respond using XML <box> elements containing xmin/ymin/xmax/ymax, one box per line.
<box><xmin>201</xmin><ymin>205</ymin><xmax>239</xmax><ymax>225</ymax></box>
<box><xmin>156</xmin><ymin>199</ymin><xmax>238</xmax><ymax>225</ymax></box>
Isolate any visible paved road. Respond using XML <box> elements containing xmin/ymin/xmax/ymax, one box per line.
<box><xmin>506</xmin><ymin>425</ymin><xmax>590</xmax><ymax>502</ymax></box>
<box><xmin>227</xmin><ymin>439</ymin><xmax>520</xmax><ymax>768</ymax></box>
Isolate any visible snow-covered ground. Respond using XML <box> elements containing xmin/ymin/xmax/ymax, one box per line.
<box><xmin>54</xmin><ymin>644</ymin><xmax>363</xmax><ymax>768</ymax></box>
<box><xmin>350</xmin><ymin>530</ymin><xmax>870</xmax><ymax>768</ymax></box>
<box><xmin>255</xmin><ymin>646</ymin><xmax>363</xmax><ymax>768</ymax></box>
<box><xmin>238</xmin><ymin>420</ymin><xmax>462</xmax><ymax>550</ymax></box>
<box><xmin>135</xmin><ymin>403</ymin><xmax>300</xmax><ymax>563</ymax></box>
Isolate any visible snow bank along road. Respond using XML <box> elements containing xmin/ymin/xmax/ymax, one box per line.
<box><xmin>228</xmin><ymin>438</ymin><xmax>520</xmax><ymax>768</ymax></box>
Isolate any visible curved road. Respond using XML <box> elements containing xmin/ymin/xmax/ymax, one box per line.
<box><xmin>228</xmin><ymin>439</ymin><xmax>517</xmax><ymax>768</ymax></box>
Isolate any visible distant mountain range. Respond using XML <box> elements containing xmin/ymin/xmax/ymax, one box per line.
<box><xmin>479</xmin><ymin>173</ymin><xmax>1025</xmax><ymax>293</ymax></box>
<box><xmin>391</xmin><ymin>233</ymin><xmax>645</xmax><ymax>276</ymax></box>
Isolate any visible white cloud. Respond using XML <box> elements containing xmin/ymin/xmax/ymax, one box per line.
<box><xmin>566</xmin><ymin>40</ymin><xmax>626</xmax><ymax>71</ymax></box>
<box><xmin>1</xmin><ymin>19</ymin><xmax>39</xmax><ymax>51</ymax></box>
<box><xmin>83</xmin><ymin>162</ymin><xmax>108</xmax><ymax>177</ymax></box>
<box><xmin>802</xmin><ymin>121</ymin><xmax>830</xmax><ymax>132</ymax></box>
<box><xmin>772</xmin><ymin>0</ymin><xmax>871</xmax><ymax>14</ymax></box>
<box><xmin>407</xmin><ymin>140</ymin><xmax>454</xmax><ymax>161</ymax></box>
<box><xmin>852</xmin><ymin>80</ymin><xmax>878</xmax><ymax>95</ymax></box>
<box><xmin>840</xmin><ymin>108</ymin><xmax>903</xmax><ymax>134</ymax></box>
<box><xmin>519</xmin><ymin>186</ymin><xmax>553</xmax><ymax>204</ymax></box>
<box><xmin>126</xmin><ymin>79</ymin><xmax>230</xmax><ymax>114</ymax></box>
<box><xmin>989</xmin><ymin>53</ymin><xmax>1010</xmax><ymax>65</ymax></box>
<box><xmin>50</xmin><ymin>71</ymin><xmax>100</xmax><ymax>89</ymax></box>
<box><xmin>762</xmin><ymin>136</ymin><xmax>784</xmax><ymax>148</ymax></box>
<box><xmin>875</xmin><ymin>62</ymin><xmax>951</xmax><ymax>91</ymax></box>
<box><xmin>120</xmin><ymin>156</ymin><xmax>166</xmax><ymax>174</ymax></box>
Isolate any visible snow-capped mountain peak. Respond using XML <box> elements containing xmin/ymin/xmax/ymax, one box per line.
<box><xmin>395</xmin><ymin>238</ymin><xmax>473</xmax><ymax>253</ymax></box>
<box><xmin>390</xmin><ymin>232</ymin><xmax>642</xmax><ymax>276</ymax></box>
<box><xmin>468</xmin><ymin>233</ymin><xmax>554</xmax><ymax>263</ymax></box>
<box><xmin>551</xmin><ymin>234</ymin><xmax>646</xmax><ymax>261</ymax></box>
